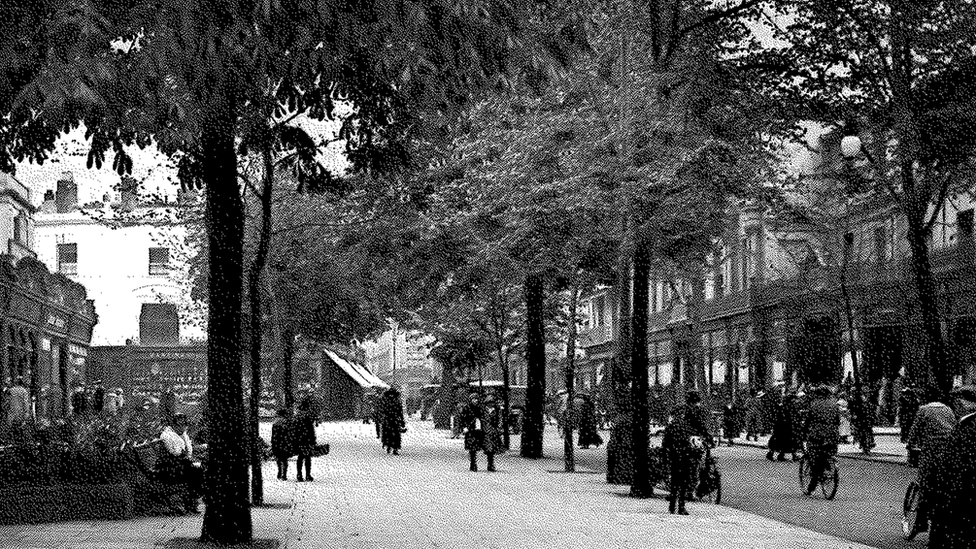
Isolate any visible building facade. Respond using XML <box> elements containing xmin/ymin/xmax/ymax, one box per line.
<box><xmin>577</xmin><ymin>143</ymin><xmax>976</xmax><ymax>418</ymax></box>
<box><xmin>0</xmin><ymin>172</ymin><xmax>97</xmax><ymax>422</ymax></box>
<box><xmin>33</xmin><ymin>172</ymin><xmax>203</xmax><ymax>346</ymax></box>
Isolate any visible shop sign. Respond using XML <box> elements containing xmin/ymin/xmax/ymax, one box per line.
<box><xmin>68</xmin><ymin>344</ymin><xmax>87</xmax><ymax>357</ymax></box>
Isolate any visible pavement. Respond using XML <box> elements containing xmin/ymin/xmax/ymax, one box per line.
<box><xmin>724</xmin><ymin>430</ymin><xmax>910</xmax><ymax>465</ymax></box>
<box><xmin>0</xmin><ymin>420</ymin><xmax>876</xmax><ymax>549</ymax></box>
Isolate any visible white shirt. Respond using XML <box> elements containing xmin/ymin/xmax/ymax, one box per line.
<box><xmin>160</xmin><ymin>426</ymin><xmax>193</xmax><ymax>458</ymax></box>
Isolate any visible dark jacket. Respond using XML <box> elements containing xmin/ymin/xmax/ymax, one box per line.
<box><xmin>769</xmin><ymin>396</ymin><xmax>800</xmax><ymax>453</ymax></box>
<box><xmin>577</xmin><ymin>399</ymin><xmax>603</xmax><ymax>447</ymax></box>
<box><xmin>293</xmin><ymin>412</ymin><xmax>316</xmax><ymax>455</ymax></box>
<box><xmin>271</xmin><ymin>417</ymin><xmax>294</xmax><ymax>458</ymax></box>
<box><xmin>929</xmin><ymin>413</ymin><xmax>976</xmax><ymax>549</ymax></box>
<box><xmin>459</xmin><ymin>402</ymin><xmax>485</xmax><ymax>452</ymax></box>
<box><xmin>481</xmin><ymin>404</ymin><xmax>503</xmax><ymax>454</ymax></box>
<box><xmin>907</xmin><ymin>402</ymin><xmax>956</xmax><ymax>493</ymax></box>
<box><xmin>804</xmin><ymin>396</ymin><xmax>840</xmax><ymax>448</ymax></box>
<box><xmin>662</xmin><ymin>404</ymin><xmax>714</xmax><ymax>453</ymax></box>
<box><xmin>380</xmin><ymin>392</ymin><xmax>406</xmax><ymax>450</ymax></box>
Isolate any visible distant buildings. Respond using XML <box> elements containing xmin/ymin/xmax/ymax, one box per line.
<box><xmin>0</xmin><ymin>172</ymin><xmax>97</xmax><ymax>421</ymax></box>
<box><xmin>363</xmin><ymin>328</ymin><xmax>437</xmax><ymax>411</ymax></box>
<box><xmin>31</xmin><ymin>171</ymin><xmax>206</xmax><ymax>405</ymax></box>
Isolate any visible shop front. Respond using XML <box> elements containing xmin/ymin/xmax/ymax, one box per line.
<box><xmin>0</xmin><ymin>255</ymin><xmax>96</xmax><ymax>422</ymax></box>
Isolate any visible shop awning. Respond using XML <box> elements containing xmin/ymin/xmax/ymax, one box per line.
<box><xmin>322</xmin><ymin>348</ymin><xmax>389</xmax><ymax>389</ymax></box>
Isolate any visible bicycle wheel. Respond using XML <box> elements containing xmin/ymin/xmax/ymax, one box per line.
<box><xmin>902</xmin><ymin>481</ymin><xmax>922</xmax><ymax>540</ymax></box>
<box><xmin>798</xmin><ymin>455</ymin><xmax>812</xmax><ymax>494</ymax></box>
<box><xmin>821</xmin><ymin>460</ymin><xmax>839</xmax><ymax>500</ymax></box>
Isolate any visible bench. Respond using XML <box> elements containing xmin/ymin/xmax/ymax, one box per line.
<box><xmin>124</xmin><ymin>439</ymin><xmax>197</xmax><ymax>515</ymax></box>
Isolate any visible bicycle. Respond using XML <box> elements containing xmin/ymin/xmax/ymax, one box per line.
<box><xmin>655</xmin><ymin>444</ymin><xmax>722</xmax><ymax>505</ymax></box>
<box><xmin>798</xmin><ymin>448</ymin><xmax>839</xmax><ymax>500</ymax></box>
<box><xmin>901</xmin><ymin>479</ymin><xmax>930</xmax><ymax>540</ymax></box>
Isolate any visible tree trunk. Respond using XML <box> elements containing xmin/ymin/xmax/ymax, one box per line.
<box><xmin>199</xmin><ymin>106</ymin><xmax>253</xmax><ymax>544</ymax></box>
<box><xmin>564</xmin><ymin>282</ymin><xmax>580</xmax><ymax>472</ymax></box>
<box><xmin>498</xmin><ymin>342</ymin><xmax>511</xmax><ymax>450</ymax></box>
<box><xmin>521</xmin><ymin>272</ymin><xmax>546</xmax><ymax>459</ymax></box>
<box><xmin>283</xmin><ymin>325</ymin><xmax>296</xmax><ymax>410</ymax></box>
<box><xmin>629</xmin><ymin>241</ymin><xmax>652</xmax><ymax>498</ymax></box>
<box><xmin>905</xmin><ymin>215</ymin><xmax>952</xmax><ymax>400</ymax></box>
<box><xmin>607</xmin><ymin>236</ymin><xmax>634</xmax><ymax>484</ymax></box>
<box><xmin>247</xmin><ymin>146</ymin><xmax>274</xmax><ymax>506</ymax></box>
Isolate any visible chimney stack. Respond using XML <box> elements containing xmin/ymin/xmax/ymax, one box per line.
<box><xmin>55</xmin><ymin>172</ymin><xmax>78</xmax><ymax>213</ymax></box>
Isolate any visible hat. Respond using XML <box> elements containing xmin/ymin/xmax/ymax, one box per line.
<box><xmin>950</xmin><ymin>385</ymin><xmax>976</xmax><ymax>402</ymax></box>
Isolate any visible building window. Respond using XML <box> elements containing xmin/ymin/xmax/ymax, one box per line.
<box><xmin>958</xmin><ymin>209</ymin><xmax>974</xmax><ymax>238</ymax></box>
<box><xmin>594</xmin><ymin>295</ymin><xmax>606</xmax><ymax>327</ymax></box>
<box><xmin>57</xmin><ymin>243</ymin><xmax>78</xmax><ymax>275</ymax></box>
<box><xmin>149</xmin><ymin>247</ymin><xmax>170</xmax><ymax>275</ymax></box>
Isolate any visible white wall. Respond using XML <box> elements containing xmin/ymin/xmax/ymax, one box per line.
<box><xmin>34</xmin><ymin>209</ymin><xmax>203</xmax><ymax>345</ymax></box>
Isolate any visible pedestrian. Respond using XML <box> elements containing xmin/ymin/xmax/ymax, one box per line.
<box><xmin>905</xmin><ymin>388</ymin><xmax>954</xmax><ymax>485</ymax></box>
<box><xmin>70</xmin><ymin>383</ymin><xmax>89</xmax><ymax>417</ymax></box>
<box><xmin>801</xmin><ymin>385</ymin><xmax>840</xmax><ymax>496</ymax></box>
<box><xmin>767</xmin><ymin>391</ymin><xmax>800</xmax><ymax>462</ymax></box>
<box><xmin>662</xmin><ymin>390</ymin><xmax>714</xmax><ymax>515</ymax></box>
<box><xmin>2</xmin><ymin>377</ymin><xmax>29</xmax><ymax>429</ymax></box>
<box><xmin>271</xmin><ymin>408</ymin><xmax>295</xmax><ymax>480</ymax></box>
<box><xmin>483</xmin><ymin>395</ymin><xmax>503</xmax><ymax>469</ymax></box>
<box><xmin>928</xmin><ymin>385</ymin><xmax>976</xmax><ymax>549</ymax></box>
<box><xmin>294</xmin><ymin>401</ymin><xmax>316</xmax><ymax>482</ymax></box>
<box><xmin>91</xmin><ymin>380</ymin><xmax>105</xmax><ymax>414</ymax></box>
<box><xmin>898</xmin><ymin>386</ymin><xmax>921</xmax><ymax>444</ymax></box>
<box><xmin>161</xmin><ymin>386</ymin><xmax>178</xmax><ymax>426</ymax></box>
<box><xmin>459</xmin><ymin>393</ymin><xmax>488</xmax><ymax>471</ymax></box>
<box><xmin>379</xmin><ymin>387</ymin><xmax>406</xmax><ymax>455</ymax></box>
<box><xmin>722</xmin><ymin>402</ymin><xmax>740</xmax><ymax>446</ymax></box>
<box><xmin>577</xmin><ymin>394</ymin><xmax>604</xmax><ymax>449</ymax></box>
<box><xmin>837</xmin><ymin>394</ymin><xmax>852</xmax><ymax>444</ymax></box>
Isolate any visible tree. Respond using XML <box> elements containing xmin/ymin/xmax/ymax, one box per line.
<box><xmin>740</xmin><ymin>0</ymin><xmax>976</xmax><ymax>401</ymax></box>
<box><xmin>1</xmin><ymin>1</ymin><xmax>585</xmax><ymax>543</ymax></box>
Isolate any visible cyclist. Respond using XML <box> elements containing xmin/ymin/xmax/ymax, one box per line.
<box><xmin>802</xmin><ymin>385</ymin><xmax>839</xmax><ymax>495</ymax></box>
<box><xmin>662</xmin><ymin>390</ymin><xmax>714</xmax><ymax>515</ymax></box>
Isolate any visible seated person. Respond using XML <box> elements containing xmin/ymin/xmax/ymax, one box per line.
<box><xmin>158</xmin><ymin>413</ymin><xmax>205</xmax><ymax>514</ymax></box>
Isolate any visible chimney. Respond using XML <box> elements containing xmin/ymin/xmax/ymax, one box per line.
<box><xmin>55</xmin><ymin>172</ymin><xmax>78</xmax><ymax>213</ymax></box>
<box><xmin>40</xmin><ymin>190</ymin><xmax>57</xmax><ymax>214</ymax></box>
<box><xmin>119</xmin><ymin>176</ymin><xmax>138</xmax><ymax>211</ymax></box>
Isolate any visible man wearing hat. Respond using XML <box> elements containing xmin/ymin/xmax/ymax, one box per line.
<box><xmin>91</xmin><ymin>380</ymin><xmax>105</xmax><ymax>414</ymax></box>
<box><xmin>928</xmin><ymin>385</ymin><xmax>976</xmax><ymax>549</ymax></box>
<box><xmin>801</xmin><ymin>385</ymin><xmax>840</xmax><ymax>495</ymax></box>
<box><xmin>661</xmin><ymin>390</ymin><xmax>714</xmax><ymax>515</ymax></box>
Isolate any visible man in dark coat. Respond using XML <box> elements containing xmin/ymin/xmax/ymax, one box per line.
<box><xmin>380</xmin><ymin>388</ymin><xmax>406</xmax><ymax>455</ymax></box>
<box><xmin>577</xmin><ymin>394</ymin><xmax>603</xmax><ymax>449</ymax></box>
<box><xmin>768</xmin><ymin>392</ymin><xmax>800</xmax><ymax>462</ymax></box>
<box><xmin>91</xmin><ymin>380</ymin><xmax>105</xmax><ymax>414</ymax></box>
<box><xmin>802</xmin><ymin>386</ymin><xmax>839</xmax><ymax>495</ymax></box>
<box><xmin>899</xmin><ymin>387</ymin><xmax>922</xmax><ymax>443</ymax></box>
<box><xmin>662</xmin><ymin>390</ymin><xmax>714</xmax><ymax>515</ymax></box>
<box><xmin>294</xmin><ymin>402</ymin><xmax>316</xmax><ymax>482</ymax></box>
<box><xmin>459</xmin><ymin>393</ymin><xmax>487</xmax><ymax>471</ymax></box>
<box><xmin>71</xmin><ymin>384</ymin><xmax>89</xmax><ymax>417</ymax></box>
<box><xmin>928</xmin><ymin>385</ymin><xmax>976</xmax><ymax>549</ymax></box>
<box><xmin>271</xmin><ymin>408</ymin><xmax>294</xmax><ymax>480</ymax></box>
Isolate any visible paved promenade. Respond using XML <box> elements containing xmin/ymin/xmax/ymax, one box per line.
<box><xmin>0</xmin><ymin>421</ymin><xmax>874</xmax><ymax>549</ymax></box>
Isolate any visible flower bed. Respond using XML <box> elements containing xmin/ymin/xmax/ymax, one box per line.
<box><xmin>0</xmin><ymin>483</ymin><xmax>134</xmax><ymax>524</ymax></box>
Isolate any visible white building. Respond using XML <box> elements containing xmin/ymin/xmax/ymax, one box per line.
<box><xmin>32</xmin><ymin>172</ymin><xmax>203</xmax><ymax>346</ymax></box>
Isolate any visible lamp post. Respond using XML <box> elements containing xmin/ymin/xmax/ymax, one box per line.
<box><xmin>840</xmin><ymin>132</ymin><xmax>875</xmax><ymax>453</ymax></box>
